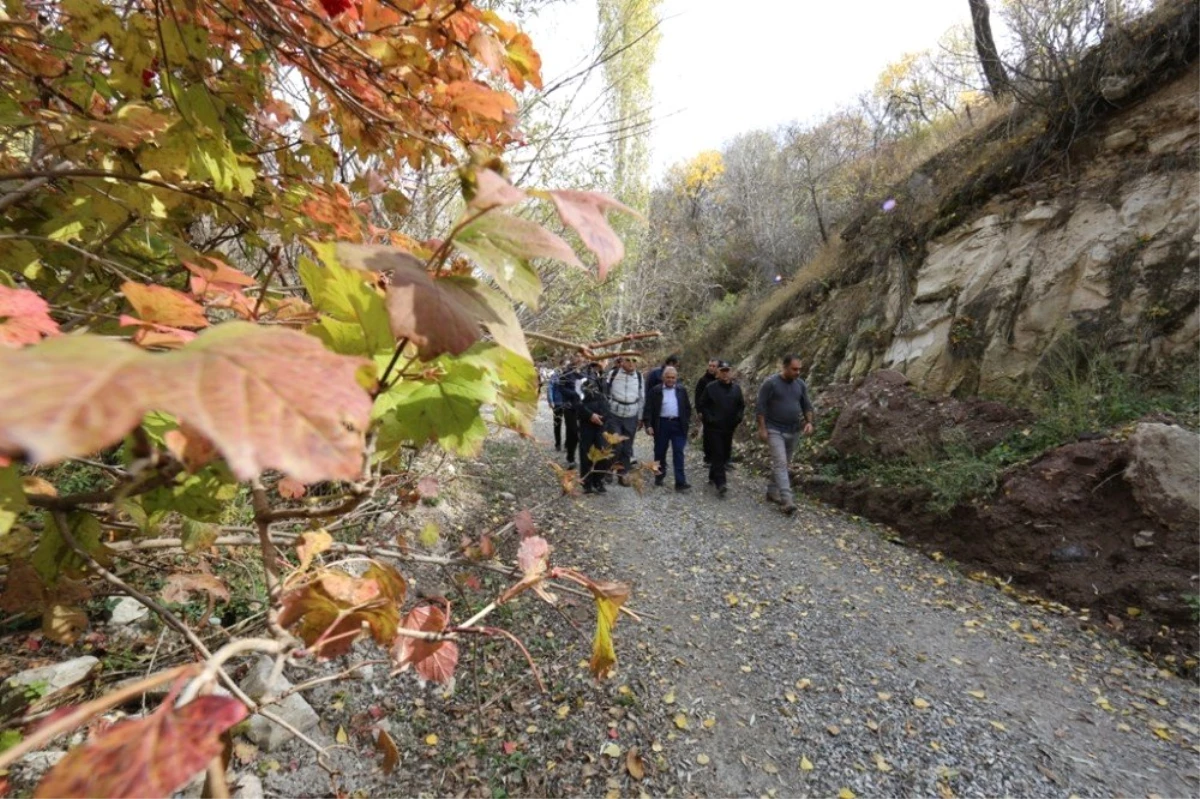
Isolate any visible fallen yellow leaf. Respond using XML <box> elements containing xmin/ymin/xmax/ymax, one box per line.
<box><xmin>968</xmin><ymin>690</ymin><xmax>986</xmax><ymax>700</ymax></box>
<box><xmin>663</xmin><ymin>691</ymin><xmax>676</xmax><ymax>705</ymax></box>
<box><xmin>796</xmin><ymin>678</ymin><xmax>812</xmax><ymax>690</ymax></box>
<box><xmin>989</xmin><ymin>721</ymin><xmax>1007</xmax><ymax>732</ymax></box>
<box><xmin>874</xmin><ymin>753</ymin><xmax>892</xmax><ymax>773</ymax></box>
<box><xmin>696</xmin><ymin>753</ymin><xmax>710</xmax><ymax>765</ymax></box>
<box><xmin>335</xmin><ymin>725</ymin><xmax>348</xmax><ymax>744</ymax></box>
<box><xmin>602</xmin><ymin>743</ymin><xmax>622</xmax><ymax>758</ymax></box>
<box><xmin>702</xmin><ymin>717</ymin><xmax>716</xmax><ymax>729</ymax></box>
<box><xmin>425</xmin><ymin>734</ymin><xmax>438</xmax><ymax>746</ymax></box>
<box><xmin>674</xmin><ymin>713</ymin><xmax>689</xmax><ymax>730</ymax></box>
<box><xmin>800</xmin><ymin>756</ymin><xmax>814</xmax><ymax>771</ymax></box>
<box><xmin>785</xmin><ymin>692</ymin><xmax>798</xmax><ymax>703</ymax></box>
<box><xmin>839</xmin><ymin>789</ymin><xmax>857</xmax><ymax>799</ymax></box>
<box><xmin>912</xmin><ymin>698</ymin><xmax>931</xmax><ymax>709</ymax></box>
<box><xmin>877</xmin><ymin>692</ymin><xmax>892</xmax><ymax>701</ymax></box>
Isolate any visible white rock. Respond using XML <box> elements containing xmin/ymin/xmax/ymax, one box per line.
<box><xmin>231</xmin><ymin>773</ymin><xmax>265</xmax><ymax>799</ymax></box>
<box><xmin>239</xmin><ymin>656</ymin><xmax>320</xmax><ymax>752</ymax></box>
<box><xmin>110</xmin><ymin>596</ymin><xmax>150</xmax><ymax>626</ymax></box>
<box><xmin>8</xmin><ymin>656</ymin><xmax>99</xmax><ymax>696</ymax></box>
<box><xmin>1126</xmin><ymin>423</ymin><xmax>1200</xmax><ymax>531</ymax></box>
<box><xmin>1104</xmin><ymin>129</ymin><xmax>1137</xmax><ymax>150</ymax></box>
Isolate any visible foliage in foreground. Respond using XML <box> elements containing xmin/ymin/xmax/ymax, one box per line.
<box><xmin>0</xmin><ymin>0</ymin><xmax>640</xmax><ymax>796</ymax></box>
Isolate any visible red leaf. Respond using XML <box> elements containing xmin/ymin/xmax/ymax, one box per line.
<box><xmin>277</xmin><ymin>477</ymin><xmax>307</xmax><ymax>499</ymax></box>
<box><xmin>0</xmin><ymin>286</ymin><xmax>59</xmax><ymax>348</ymax></box>
<box><xmin>543</xmin><ymin>190</ymin><xmax>641</xmax><ymax>280</ymax></box>
<box><xmin>319</xmin><ymin>0</ymin><xmax>355</xmax><ymax>17</ymax></box>
<box><xmin>119</xmin><ymin>317</ymin><xmax>197</xmax><ymax>350</ymax></box>
<box><xmin>513</xmin><ymin>509</ymin><xmax>536</xmax><ymax>539</ymax></box>
<box><xmin>502</xmin><ymin>740</ymin><xmax>518</xmax><ymax>755</ymax></box>
<box><xmin>0</xmin><ymin>324</ymin><xmax>373</xmax><ymax>483</ymax></box>
<box><xmin>35</xmin><ymin>695</ymin><xmax>247</xmax><ymax>798</ymax></box>
<box><xmin>517</xmin><ymin>535</ymin><xmax>549</xmax><ymax>578</ymax></box>
<box><xmin>416</xmin><ymin>476</ymin><xmax>439</xmax><ymax>498</ymax></box>
<box><xmin>469</xmin><ymin>169</ymin><xmax>525</xmax><ymax>211</ymax></box>
<box><xmin>120</xmin><ymin>282</ymin><xmax>208</xmax><ymax>329</ymax></box>
<box><xmin>391</xmin><ymin>604</ymin><xmax>459</xmax><ymax>684</ymax></box>
<box><xmin>478</xmin><ymin>533</ymin><xmax>495</xmax><ymax>559</ymax></box>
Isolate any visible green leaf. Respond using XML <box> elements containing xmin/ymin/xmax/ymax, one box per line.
<box><xmin>454</xmin><ymin>212</ymin><xmax>583</xmax><ymax>308</ymax></box>
<box><xmin>459</xmin><ymin>343</ymin><xmax>538</xmax><ymax>435</ymax></box>
<box><xmin>181</xmin><ymin>519</ymin><xmax>220</xmax><ymax>553</ymax></box>
<box><xmin>0</xmin><ymin>465</ymin><xmax>28</xmax><ymax>535</ymax></box>
<box><xmin>143</xmin><ymin>464</ymin><xmax>239</xmax><ymax>522</ymax></box>
<box><xmin>373</xmin><ymin>357</ymin><xmax>495</xmax><ymax>457</ymax></box>
<box><xmin>32</xmin><ymin>512</ymin><xmax>110</xmax><ymax>585</ymax></box>
<box><xmin>298</xmin><ymin>251</ymin><xmax>393</xmax><ymax>356</ymax></box>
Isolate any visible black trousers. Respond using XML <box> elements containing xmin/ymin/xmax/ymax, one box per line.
<box><xmin>578</xmin><ymin>421</ymin><xmax>607</xmax><ymax>488</ymax></box>
<box><xmin>705</xmin><ymin>426</ymin><xmax>735</xmax><ymax>488</ymax></box>
<box><xmin>552</xmin><ymin>406</ymin><xmax>564</xmax><ymax>448</ymax></box>
<box><xmin>702</xmin><ymin>423</ymin><xmax>713</xmax><ymax>462</ymax></box>
<box><xmin>564</xmin><ymin>412</ymin><xmax>579</xmax><ymax>462</ymax></box>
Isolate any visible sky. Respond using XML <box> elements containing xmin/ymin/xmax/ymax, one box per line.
<box><xmin>525</xmin><ymin>0</ymin><xmax>977</xmax><ymax>179</ymax></box>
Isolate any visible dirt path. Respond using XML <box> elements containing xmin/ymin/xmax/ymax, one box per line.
<box><xmin>526</xmin><ymin>405</ymin><xmax>1200</xmax><ymax>798</ymax></box>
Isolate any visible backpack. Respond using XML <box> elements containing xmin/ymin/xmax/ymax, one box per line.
<box><xmin>606</xmin><ymin>368</ymin><xmax>642</xmax><ymax>398</ymax></box>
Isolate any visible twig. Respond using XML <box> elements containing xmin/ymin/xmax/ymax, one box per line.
<box><xmin>0</xmin><ymin>665</ymin><xmax>196</xmax><ymax>771</ymax></box>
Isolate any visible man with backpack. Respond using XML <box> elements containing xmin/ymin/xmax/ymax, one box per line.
<box><xmin>604</xmin><ymin>355</ymin><xmax>644</xmax><ymax>486</ymax></box>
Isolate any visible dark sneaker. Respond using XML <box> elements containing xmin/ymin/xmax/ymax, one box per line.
<box><xmin>718</xmin><ymin>484</ymin><xmax>728</xmax><ymax>497</ymax></box>
<box><xmin>567</xmin><ymin>461</ymin><xmax>577</xmax><ymax>469</ymax></box>
<box><xmin>582</xmin><ymin>485</ymin><xmax>596</xmax><ymax>495</ymax></box>
<box><xmin>654</xmin><ymin>477</ymin><xmax>665</xmax><ymax>487</ymax></box>
<box><xmin>595</xmin><ymin>482</ymin><xmax>607</xmax><ymax>494</ymax></box>
<box><xmin>555</xmin><ymin>444</ymin><xmax>561</xmax><ymax>451</ymax></box>
<box><xmin>782</xmin><ymin>502</ymin><xmax>798</xmax><ymax>515</ymax></box>
<box><xmin>675</xmin><ymin>483</ymin><xmax>692</xmax><ymax>492</ymax></box>
<box><xmin>766</xmin><ymin>492</ymin><xmax>782</xmax><ymax>504</ymax></box>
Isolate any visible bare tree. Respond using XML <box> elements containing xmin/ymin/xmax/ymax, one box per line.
<box><xmin>968</xmin><ymin>0</ymin><xmax>1011</xmax><ymax>97</ymax></box>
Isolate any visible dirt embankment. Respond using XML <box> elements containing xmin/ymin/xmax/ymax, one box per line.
<box><xmin>794</xmin><ymin>371</ymin><xmax>1199</xmax><ymax>668</ymax></box>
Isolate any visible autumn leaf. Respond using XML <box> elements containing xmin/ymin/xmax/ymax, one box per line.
<box><xmin>0</xmin><ymin>325</ymin><xmax>373</xmax><ymax>483</ymax></box>
<box><xmin>42</xmin><ymin>603</ymin><xmax>87</xmax><ymax>645</ymax></box>
<box><xmin>35</xmin><ymin>695</ymin><xmax>247</xmax><ymax>798</ymax></box>
<box><xmin>513</xmin><ymin>509</ymin><xmax>536</xmax><ymax>539</ymax></box>
<box><xmin>0</xmin><ymin>286</ymin><xmax>60</xmax><ymax>348</ymax></box>
<box><xmin>446</xmin><ymin>81</ymin><xmax>517</xmax><ymax>121</ymax></box>
<box><xmin>800</xmin><ymin>755</ymin><xmax>814</xmax><ymax>771</ymax></box>
<box><xmin>294</xmin><ymin>530</ymin><xmax>333</xmax><ymax>573</ymax></box>
<box><xmin>335</xmin><ymin>244</ymin><xmax>492</xmax><ymax>359</ymax></box>
<box><xmin>455</xmin><ymin>212</ymin><xmax>583</xmax><ymax>307</ymax></box>
<box><xmin>589</xmin><ymin>581</ymin><xmax>630</xmax><ymax>679</ymax></box>
<box><xmin>467</xmin><ymin>168</ymin><xmax>526</xmax><ymax>211</ymax></box>
<box><xmin>626</xmin><ymin>747</ymin><xmax>645</xmax><ymax>780</ymax></box>
<box><xmin>278</xmin><ymin>563</ymin><xmax>406</xmax><ymax>658</ymax></box>
<box><xmin>120</xmin><ymin>282</ymin><xmax>209</xmax><ymax>329</ymax></box>
<box><xmin>518</xmin><ymin>535</ymin><xmax>550</xmax><ymax>579</ymax></box>
<box><xmin>277</xmin><ymin>477</ymin><xmax>307</xmax><ymax>499</ymax></box>
<box><xmin>162</xmin><ymin>423</ymin><xmax>217</xmax><ymax>473</ymax></box>
<box><xmin>391</xmin><ymin>603</ymin><xmax>459</xmax><ymax>684</ymax></box>
<box><xmin>161</xmin><ymin>573</ymin><xmax>230</xmax><ymax>604</ymax></box>
<box><xmin>376</xmin><ymin>729</ymin><xmax>400</xmax><ymax>774</ymax></box>
<box><xmin>540</xmin><ymin>190</ymin><xmax>641</xmax><ymax>280</ymax></box>
<box><xmin>416</xmin><ymin>476</ymin><xmax>439</xmax><ymax>498</ymax></box>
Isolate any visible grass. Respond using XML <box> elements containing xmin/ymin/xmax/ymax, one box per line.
<box><xmin>827</xmin><ymin>341</ymin><xmax>1199</xmax><ymax>516</ymax></box>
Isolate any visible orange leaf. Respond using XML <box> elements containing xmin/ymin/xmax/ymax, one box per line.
<box><xmin>504</xmin><ymin>32</ymin><xmax>542</xmax><ymax>90</ymax></box>
<box><xmin>468</xmin><ymin>32</ymin><xmax>504</xmax><ymax>75</ymax></box>
<box><xmin>445</xmin><ymin>81</ymin><xmax>517</xmax><ymax>122</ymax></box>
<box><xmin>0</xmin><ymin>286</ymin><xmax>59</xmax><ymax>348</ymax></box>
<box><xmin>182</xmin><ymin>257</ymin><xmax>256</xmax><ymax>292</ymax></box>
<box><xmin>163</xmin><ymin>423</ymin><xmax>217</xmax><ymax>472</ymax></box>
<box><xmin>119</xmin><ymin>317</ymin><xmax>198</xmax><ymax>350</ymax></box>
<box><xmin>391</xmin><ymin>603</ymin><xmax>459</xmax><ymax>684</ymax></box>
<box><xmin>278</xmin><ymin>563</ymin><xmax>405</xmax><ymax>658</ymax></box>
<box><xmin>294</xmin><ymin>530</ymin><xmax>333</xmax><ymax>572</ymax></box>
<box><xmin>277</xmin><ymin>476</ymin><xmax>307</xmax><ymax>499</ymax></box>
<box><xmin>376</xmin><ymin>729</ymin><xmax>400</xmax><ymax>774</ymax></box>
<box><xmin>161</xmin><ymin>573</ymin><xmax>230</xmax><ymax>604</ymax></box>
<box><xmin>121</xmin><ymin>282</ymin><xmax>208</xmax><ymax>329</ymax></box>
<box><xmin>35</xmin><ymin>695</ymin><xmax>248</xmax><ymax>799</ymax></box>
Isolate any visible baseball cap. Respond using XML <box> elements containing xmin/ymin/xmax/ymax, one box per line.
<box><xmin>717</xmin><ymin>361</ymin><xmax>731</xmax><ymax>370</ymax></box>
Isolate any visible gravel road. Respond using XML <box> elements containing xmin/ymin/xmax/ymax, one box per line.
<box><xmin>530</xmin><ymin>404</ymin><xmax>1200</xmax><ymax>798</ymax></box>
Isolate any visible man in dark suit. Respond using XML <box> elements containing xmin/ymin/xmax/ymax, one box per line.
<box><xmin>643</xmin><ymin>366</ymin><xmax>692</xmax><ymax>491</ymax></box>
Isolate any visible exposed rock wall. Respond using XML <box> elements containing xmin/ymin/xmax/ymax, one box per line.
<box><xmin>737</xmin><ymin>71</ymin><xmax>1199</xmax><ymax>398</ymax></box>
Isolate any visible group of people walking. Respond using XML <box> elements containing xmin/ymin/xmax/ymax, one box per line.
<box><xmin>544</xmin><ymin>352</ymin><xmax>815</xmax><ymax>514</ymax></box>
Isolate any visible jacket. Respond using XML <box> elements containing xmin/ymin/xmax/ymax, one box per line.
<box><xmin>643</xmin><ymin>383</ymin><xmax>692</xmax><ymax>434</ymax></box>
<box><xmin>700</xmin><ymin>381</ymin><xmax>746</xmax><ymax>430</ymax></box>
<box><xmin>645</xmin><ymin>365</ymin><xmax>665</xmax><ymax>397</ymax></box>
<box><xmin>577</xmin><ymin>377</ymin><xmax>610</xmax><ymax>424</ymax></box>
<box><xmin>547</xmin><ymin>370</ymin><xmax>564</xmax><ymax>408</ymax></box>
<box><xmin>557</xmin><ymin>365</ymin><xmax>584</xmax><ymax>411</ymax></box>
<box><xmin>606</xmin><ymin>369</ymin><xmax>644</xmax><ymax>419</ymax></box>
<box><xmin>695</xmin><ymin>372</ymin><xmax>717</xmax><ymax>409</ymax></box>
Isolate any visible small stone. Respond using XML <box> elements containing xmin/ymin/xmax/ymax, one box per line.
<box><xmin>1050</xmin><ymin>543</ymin><xmax>1090</xmax><ymax>563</ymax></box>
<box><xmin>231</xmin><ymin>773</ymin><xmax>264</xmax><ymax>799</ymax></box>
<box><xmin>1099</xmin><ymin>74</ymin><xmax>1134</xmax><ymax>102</ymax></box>
<box><xmin>1132</xmin><ymin>530</ymin><xmax>1156</xmax><ymax>549</ymax></box>
<box><xmin>1104</xmin><ymin>129</ymin><xmax>1137</xmax><ymax>150</ymax></box>
<box><xmin>498</xmin><ymin>491</ymin><xmax>516</xmax><ymax>501</ymax></box>
<box><xmin>109</xmin><ymin>596</ymin><xmax>150</xmax><ymax>626</ymax></box>
<box><xmin>239</xmin><ymin>657</ymin><xmax>319</xmax><ymax>751</ymax></box>
<box><xmin>9</xmin><ymin>751</ymin><xmax>66</xmax><ymax>794</ymax></box>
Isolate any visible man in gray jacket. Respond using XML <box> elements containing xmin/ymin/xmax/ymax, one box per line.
<box><xmin>755</xmin><ymin>354</ymin><xmax>814</xmax><ymax>515</ymax></box>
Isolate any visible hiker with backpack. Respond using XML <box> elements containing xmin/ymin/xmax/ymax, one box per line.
<box><xmin>604</xmin><ymin>355</ymin><xmax>644</xmax><ymax>486</ymax></box>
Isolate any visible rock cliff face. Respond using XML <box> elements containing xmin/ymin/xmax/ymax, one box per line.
<box><xmin>738</xmin><ymin>71</ymin><xmax>1198</xmax><ymax>398</ymax></box>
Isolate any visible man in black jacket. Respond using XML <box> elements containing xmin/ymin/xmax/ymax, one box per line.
<box><xmin>557</xmin><ymin>355</ymin><xmax>585</xmax><ymax>468</ymax></box>
<box><xmin>643</xmin><ymin>366</ymin><xmax>692</xmax><ymax>491</ymax></box>
<box><xmin>699</xmin><ymin>362</ymin><xmax>745</xmax><ymax>497</ymax></box>
<box><xmin>577</xmin><ymin>369</ymin><xmax>611</xmax><ymax>494</ymax></box>
<box><xmin>694</xmin><ymin>357</ymin><xmax>719</xmax><ymax>464</ymax></box>
<box><xmin>645</xmin><ymin>353</ymin><xmax>680</xmax><ymax>398</ymax></box>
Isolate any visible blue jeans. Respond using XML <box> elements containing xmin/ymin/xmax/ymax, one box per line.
<box><xmin>653</xmin><ymin>417</ymin><xmax>687</xmax><ymax>485</ymax></box>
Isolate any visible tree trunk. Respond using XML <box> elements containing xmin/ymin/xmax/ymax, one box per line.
<box><xmin>968</xmin><ymin>0</ymin><xmax>1011</xmax><ymax>97</ymax></box>
<box><xmin>808</xmin><ymin>184</ymin><xmax>828</xmax><ymax>246</ymax></box>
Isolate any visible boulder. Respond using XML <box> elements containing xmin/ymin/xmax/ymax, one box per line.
<box><xmin>8</xmin><ymin>751</ymin><xmax>66</xmax><ymax>795</ymax></box>
<box><xmin>231</xmin><ymin>773</ymin><xmax>265</xmax><ymax>799</ymax></box>
<box><xmin>239</xmin><ymin>656</ymin><xmax>319</xmax><ymax>752</ymax></box>
<box><xmin>2</xmin><ymin>656</ymin><xmax>100</xmax><ymax>719</ymax></box>
<box><xmin>1125</xmin><ymin>423</ymin><xmax>1200</xmax><ymax>531</ymax></box>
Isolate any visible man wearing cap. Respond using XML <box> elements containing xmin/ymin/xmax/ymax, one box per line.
<box><xmin>604</xmin><ymin>355</ymin><xmax>644</xmax><ymax>486</ymax></box>
<box><xmin>699</xmin><ymin>362</ymin><xmax>745</xmax><ymax>497</ymax></box>
<box><xmin>755</xmin><ymin>354</ymin><xmax>815</xmax><ymax>515</ymax></box>
<box><xmin>695</xmin><ymin>358</ymin><xmax>720</xmax><ymax>465</ymax></box>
